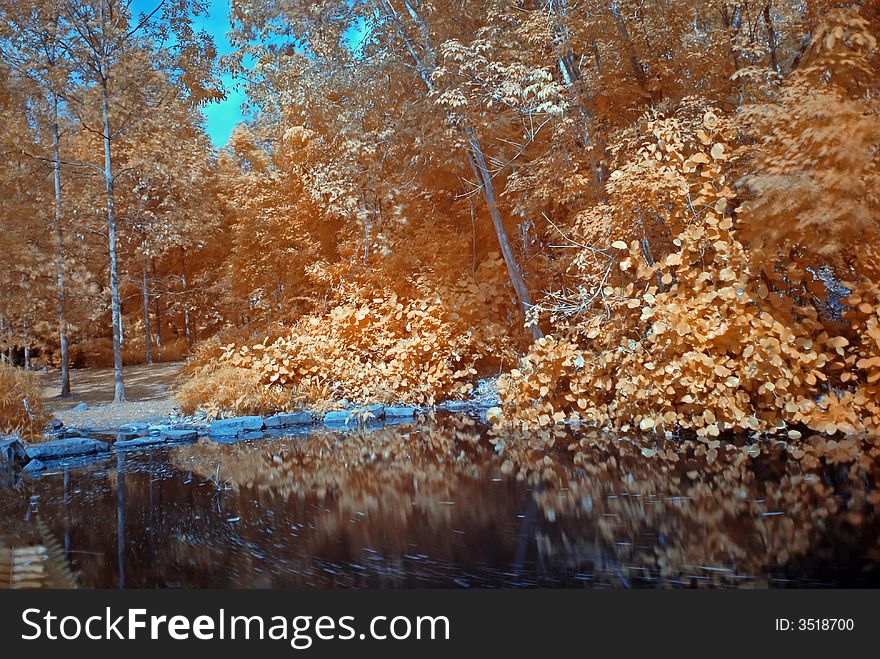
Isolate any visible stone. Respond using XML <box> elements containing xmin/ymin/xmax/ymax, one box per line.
<box><xmin>441</xmin><ymin>400</ymin><xmax>472</xmax><ymax>412</ymax></box>
<box><xmin>0</xmin><ymin>437</ymin><xmax>28</xmax><ymax>468</ymax></box>
<box><xmin>72</xmin><ymin>402</ymin><xmax>88</xmax><ymax>412</ymax></box>
<box><xmin>366</xmin><ymin>404</ymin><xmax>386</xmax><ymax>419</ymax></box>
<box><xmin>385</xmin><ymin>406</ymin><xmax>417</xmax><ymax>418</ymax></box>
<box><xmin>119</xmin><ymin>422</ymin><xmax>149</xmax><ymax>433</ymax></box>
<box><xmin>161</xmin><ymin>428</ymin><xmax>199</xmax><ymax>441</ymax></box>
<box><xmin>264</xmin><ymin>412</ymin><xmax>313</xmax><ymax>428</ymax></box>
<box><xmin>80</xmin><ymin>427</ymin><xmax>116</xmax><ymax>436</ymax></box>
<box><xmin>384</xmin><ymin>416</ymin><xmax>415</xmax><ymax>426</ymax></box>
<box><xmin>26</xmin><ymin>438</ymin><xmax>110</xmax><ymax>460</ymax></box>
<box><xmin>323</xmin><ymin>410</ymin><xmax>354</xmax><ymax>426</ymax></box>
<box><xmin>209</xmin><ymin>416</ymin><xmax>265</xmax><ymax>436</ymax></box>
<box><xmin>23</xmin><ymin>459</ymin><xmax>46</xmax><ymax>472</ymax></box>
<box><xmin>113</xmin><ymin>436</ymin><xmax>165</xmax><ymax>451</ymax></box>
<box><xmin>49</xmin><ymin>419</ymin><xmax>64</xmax><ymax>431</ymax></box>
<box><xmin>208</xmin><ymin>435</ymin><xmax>247</xmax><ymax>445</ymax></box>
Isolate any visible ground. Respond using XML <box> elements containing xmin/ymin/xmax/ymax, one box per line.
<box><xmin>42</xmin><ymin>362</ymin><xmax>183</xmax><ymax>428</ymax></box>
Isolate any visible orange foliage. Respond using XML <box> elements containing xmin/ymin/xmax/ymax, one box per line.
<box><xmin>0</xmin><ymin>364</ymin><xmax>48</xmax><ymax>440</ymax></box>
<box><xmin>180</xmin><ymin>256</ymin><xmax>518</xmax><ymax>413</ymax></box>
<box><xmin>495</xmin><ymin>103</ymin><xmax>880</xmax><ymax>437</ymax></box>
<box><xmin>4</xmin><ymin>1</ymin><xmax>880</xmax><ymax>442</ymax></box>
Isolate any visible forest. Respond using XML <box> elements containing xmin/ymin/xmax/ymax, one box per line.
<box><xmin>1</xmin><ymin>0</ymin><xmax>879</xmax><ymax>442</ymax></box>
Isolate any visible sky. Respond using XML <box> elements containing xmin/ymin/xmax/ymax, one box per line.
<box><xmin>134</xmin><ymin>0</ymin><xmax>367</xmax><ymax>148</ymax></box>
<box><xmin>132</xmin><ymin>0</ymin><xmax>244</xmax><ymax>147</ymax></box>
<box><xmin>192</xmin><ymin>2</ymin><xmax>368</xmax><ymax>147</ymax></box>
<box><xmin>192</xmin><ymin>0</ymin><xmax>245</xmax><ymax>147</ymax></box>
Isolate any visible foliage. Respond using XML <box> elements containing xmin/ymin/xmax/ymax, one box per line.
<box><xmin>3</xmin><ymin>1</ymin><xmax>880</xmax><ymax>440</ymax></box>
<box><xmin>737</xmin><ymin>8</ymin><xmax>880</xmax><ymax>265</ymax></box>
<box><xmin>180</xmin><ymin>255</ymin><xmax>519</xmax><ymax>413</ymax></box>
<box><xmin>495</xmin><ymin>102</ymin><xmax>880</xmax><ymax>436</ymax></box>
<box><xmin>0</xmin><ymin>519</ymin><xmax>78</xmax><ymax>589</ymax></box>
<box><xmin>0</xmin><ymin>365</ymin><xmax>48</xmax><ymax>439</ymax></box>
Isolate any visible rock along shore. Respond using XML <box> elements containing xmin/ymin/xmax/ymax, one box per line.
<box><xmin>1</xmin><ymin>395</ymin><xmax>498</xmax><ymax>475</ymax></box>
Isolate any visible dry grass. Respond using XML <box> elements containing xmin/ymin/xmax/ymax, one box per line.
<box><xmin>177</xmin><ymin>359</ymin><xmax>294</xmax><ymax>418</ymax></box>
<box><xmin>0</xmin><ymin>364</ymin><xmax>48</xmax><ymax>440</ymax></box>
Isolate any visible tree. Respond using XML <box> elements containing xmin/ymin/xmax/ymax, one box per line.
<box><xmin>61</xmin><ymin>0</ymin><xmax>221</xmax><ymax>401</ymax></box>
<box><xmin>230</xmin><ymin>0</ymin><xmax>551</xmax><ymax>339</ymax></box>
<box><xmin>0</xmin><ymin>0</ymin><xmax>78</xmax><ymax>394</ymax></box>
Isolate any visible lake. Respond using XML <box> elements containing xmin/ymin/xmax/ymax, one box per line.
<box><xmin>2</xmin><ymin>414</ymin><xmax>879</xmax><ymax>588</ymax></box>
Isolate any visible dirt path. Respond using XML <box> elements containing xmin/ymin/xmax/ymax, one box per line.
<box><xmin>42</xmin><ymin>362</ymin><xmax>184</xmax><ymax>428</ymax></box>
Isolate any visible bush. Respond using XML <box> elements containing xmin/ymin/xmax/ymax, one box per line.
<box><xmin>178</xmin><ymin>257</ymin><xmax>519</xmax><ymax>415</ymax></box>
<box><xmin>494</xmin><ymin>106</ymin><xmax>880</xmax><ymax>437</ymax></box>
<box><xmin>0</xmin><ymin>364</ymin><xmax>48</xmax><ymax>439</ymax></box>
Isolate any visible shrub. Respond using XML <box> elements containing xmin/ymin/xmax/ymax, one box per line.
<box><xmin>0</xmin><ymin>364</ymin><xmax>48</xmax><ymax>440</ymax></box>
<box><xmin>178</xmin><ymin>256</ymin><xmax>519</xmax><ymax>414</ymax></box>
<box><xmin>494</xmin><ymin>106</ymin><xmax>880</xmax><ymax>437</ymax></box>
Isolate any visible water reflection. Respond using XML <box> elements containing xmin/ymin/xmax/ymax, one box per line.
<box><xmin>1</xmin><ymin>416</ymin><xmax>878</xmax><ymax>588</ymax></box>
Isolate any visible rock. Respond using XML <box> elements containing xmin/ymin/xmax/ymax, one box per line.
<box><xmin>26</xmin><ymin>438</ymin><xmax>110</xmax><ymax>460</ymax></box>
<box><xmin>0</xmin><ymin>437</ymin><xmax>28</xmax><ymax>468</ymax></box>
<box><xmin>441</xmin><ymin>400</ymin><xmax>472</xmax><ymax>412</ymax></box>
<box><xmin>385</xmin><ymin>416</ymin><xmax>415</xmax><ymax>426</ymax></box>
<box><xmin>147</xmin><ymin>425</ymin><xmax>167</xmax><ymax>436</ymax></box>
<box><xmin>80</xmin><ymin>427</ymin><xmax>116</xmax><ymax>436</ymax></box>
<box><xmin>113</xmin><ymin>431</ymin><xmax>141</xmax><ymax>441</ymax></box>
<box><xmin>49</xmin><ymin>419</ymin><xmax>64</xmax><ymax>431</ymax></box>
<box><xmin>264</xmin><ymin>412</ymin><xmax>313</xmax><ymax>428</ymax></box>
<box><xmin>209</xmin><ymin>416</ymin><xmax>265</xmax><ymax>436</ymax></box>
<box><xmin>366</xmin><ymin>404</ymin><xmax>386</xmax><ymax>419</ymax></box>
<box><xmin>208</xmin><ymin>434</ymin><xmax>248</xmax><ymax>444</ymax></box>
<box><xmin>63</xmin><ymin>429</ymin><xmax>85</xmax><ymax>438</ymax></box>
<box><xmin>470</xmin><ymin>376</ymin><xmax>502</xmax><ymax>407</ymax></box>
<box><xmin>72</xmin><ymin>402</ymin><xmax>88</xmax><ymax>412</ymax></box>
<box><xmin>119</xmin><ymin>422</ymin><xmax>149</xmax><ymax>433</ymax></box>
<box><xmin>113</xmin><ymin>436</ymin><xmax>165</xmax><ymax>451</ymax></box>
<box><xmin>385</xmin><ymin>406</ymin><xmax>417</xmax><ymax>418</ymax></box>
<box><xmin>323</xmin><ymin>410</ymin><xmax>354</xmax><ymax>426</ymax></box>
<box><xmin>161</xmin><ymin>429</ymin><xmax>199</xmax><ymax>442</ymax></box>
<box><xmin>23</xmin><ymin>459</ymin><xmax>46</xmax><ymax>472</ymax></box>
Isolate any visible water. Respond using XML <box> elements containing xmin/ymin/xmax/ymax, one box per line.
<box><xmin>2</xmin><ymin>415</ymin><xmax>879</xmax><ymax>588</ymax></box>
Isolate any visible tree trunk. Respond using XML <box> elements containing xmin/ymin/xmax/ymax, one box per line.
<box><xmin>142</xmin><ymin>248</ymin><xmax>153</xmax><ymax>365</ymax></box>
<box><xmin>23</xmin><ymin>317</ymin><xmax>30</xmax><ymax>370</ymax></box>
<box><xmin>609</xmin><ymin>3</ymin><xmax>649</xmax><ymax>92</ymax></box>
<box><xmin>533</xmin><ymin>0</ymin><xmax>607</xmax><ymax>200</ymax></box>
<box><xmin>464</xmin><ymin>126</ymin><xmax>543</xmax><ymax>340</ymax></box>
<box><xmin>385</xmin><ymin>0</ymin><xmax>543</xmax><ymax>340</ymax></box>
<box><xmin>151</xmin><ymin>257</ymin><xmax>162</xmax><ymax>356</ymax></box>
<box><xmin>51</xmin><ymin>99</ymin><xmax>71</xmax><ymax>397</ymax></box>
<box><xmin>183</xmin><ymin>275</ymin><xmax>191</xmax><ymax>346</ymax></box>
<box><xmin>101</xmin><ymin>72</ymin><xmax>125</xmax><ymax>402</ymax></box>
<box><xmin>763</xmin><ymin>3</ymin><xmax>780</xmax><ymax>75</ymax></box>
<box><xmin>181</xmin><ymin>251</ymin><xmax>191</xmax><ymax>346</ymax></box>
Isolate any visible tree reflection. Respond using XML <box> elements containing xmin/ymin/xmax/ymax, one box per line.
<box><xmin>170</xmin><ymin>418</ymin><xmax>880</xmax><ymax>587</ymax></box>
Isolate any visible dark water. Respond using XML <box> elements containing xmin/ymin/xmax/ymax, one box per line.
<box><xmin>2</xmin><ymin>415</ymin><xmax>879</xmax><ymax>588</ymax></box>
